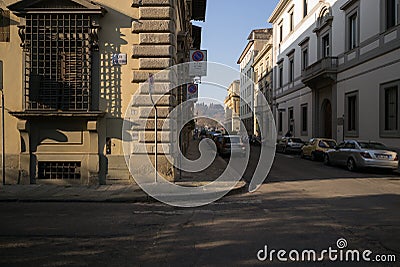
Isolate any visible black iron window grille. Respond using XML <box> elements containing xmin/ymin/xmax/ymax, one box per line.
<box><xmin>24</xmin><ymin>14</ymin><xmax>92</xmax><ymax>111</ymax></box>
<box><xmin>38</xmin><ymin>161</ymin><xmax>81</xmax><ymax>179</ymax></box>
<box><xmin>0</xmin><ymin>10</ymin><xmax>10</xmax><ymax>42</ymax></box>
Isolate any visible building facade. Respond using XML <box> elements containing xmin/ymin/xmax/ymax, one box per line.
<box><xmin>252</xmin><ymin>29</ymin><xmax>273</xmax><ymax>138</ymax></box>
<box><xmin>224</xmin><ymin>80</ymin><xmax>240</xmax><ymax>133</ymax></box>
<box><xmin>269</xmin><ymin>0</ymin><xmax>400</xmax><ymax>149</ymax></box>
<box><xmin>237</xmin><ymin>29</ymin><xmax>271</xmax><ymax>135</ymax></box>
<box><xmin>0</xmin><ymin>0</ymin><xmax>206</xmax><ymax>185</ymax></box>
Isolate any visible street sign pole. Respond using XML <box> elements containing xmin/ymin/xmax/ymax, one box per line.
<box><xmin>149</xmin><ymin>73</ymin><xmax>157</xmax><ymax>184</ymax></box>
<box><xmin>2</xmin><ymin>90</ymin><xmax>4</xmax><ymax>185</ymax></box>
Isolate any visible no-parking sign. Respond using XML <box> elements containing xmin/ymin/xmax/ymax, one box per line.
<box><xmin>191</xmin><ymin>50</ymin><xmax>205</xmax><ymax>62</ymax></box>
<box><xmin>189</xmin><ymin>50</ymin><xmax>207</xmax><ymax>77</ymax></box>
<box><xmin>187</xmin><ymin>83</ymin><xmax>198</xmax><ymax>101</ymax></box>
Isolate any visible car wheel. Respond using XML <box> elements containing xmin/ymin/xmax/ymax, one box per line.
<box><xmin>324</xmin><ymin>154</ymin><xmax>330</xmax><ymax>166</ymax></box>
<box><xmin>347</xmin><ymin>158</ymin><xmax>357</xmax><ymax>172</ymax></box>
<box><xmin>311</xmin><ymin>152</ymin><xmax>316</xmax><ymax>161</ymax></box>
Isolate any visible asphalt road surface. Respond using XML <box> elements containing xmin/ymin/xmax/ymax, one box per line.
<box><xmin>0</xmin><ymin>147</ymin><xmax>399</xmax><ymax>266</ymax></box>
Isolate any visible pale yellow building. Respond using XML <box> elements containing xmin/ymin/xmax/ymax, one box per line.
<box><xmin>224</xmin><ymin>80</ymin><xmax>240</xmax><ymax>133</ymax></box>
<box><xmin>0</xmin><ymin>0</ymin><xmax>206</xmax><ymax>185</ymax></box>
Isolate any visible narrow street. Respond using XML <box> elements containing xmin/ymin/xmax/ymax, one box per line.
<box><xmin>1</xmin><ymin>148</ymin><xmax>399</xmax><ymax>266</ymax></box>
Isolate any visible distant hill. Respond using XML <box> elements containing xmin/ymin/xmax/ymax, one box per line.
<box><xmin>195</xmin><ymin>102</ymin><xmax>225</xmax><ymax>128</ymax></box>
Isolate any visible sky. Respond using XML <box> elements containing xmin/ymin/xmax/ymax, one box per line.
<box><xmin>193</xmin><ymin>0</ymin><xmax>279</xmax><ymax>104</ymax></box>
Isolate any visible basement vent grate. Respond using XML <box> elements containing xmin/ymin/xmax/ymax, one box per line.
<box><xmin>38</xmin><ymin>161</ymin><xmax>81</xmax><ymax>180</ymax></box>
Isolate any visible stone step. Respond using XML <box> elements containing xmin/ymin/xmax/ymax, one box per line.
<box><xmin>107</xmin><ymin>168</ymin><xmax>131</xmax><ymax>179</ymax></box>
<box><xmin>106</xmin><ymin>168</ymin><xmax>134</xmax><ymax>185</ymax></box>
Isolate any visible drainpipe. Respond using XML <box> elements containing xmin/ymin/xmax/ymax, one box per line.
<box><xmin>0</xmin><ymin>60</ymin><xmax>5</xmax><ymax>185</ymax></box>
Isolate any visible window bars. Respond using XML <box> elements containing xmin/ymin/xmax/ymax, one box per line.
<box><xmin>0</xmin><ymin>10</ymin><xmax>11</xmax><ymax>42</ymax></box>
<box><xmin>38</xmin><ymin>161</ymin><xmax>81</xmax><ymax>179</ymax></box>
<box><xmin>24</xmin><ymin>14</ymin><xmax>92</xmax><ymax>111</ymax></box>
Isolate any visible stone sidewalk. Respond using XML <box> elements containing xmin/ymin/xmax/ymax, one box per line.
<box><xmin>0</xmin><ymin>139</ymin><xmax>246</xmax><ymax>202</ymax></box>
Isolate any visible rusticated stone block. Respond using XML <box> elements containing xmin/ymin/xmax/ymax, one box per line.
<box><xmin>132</xmin><ymin>20</ymin><xmax>175</xmax><ymax>33</ymax></box>
<box><xmin>139</xmin><ymin>131</ymin><xmax>172</xmax><ymax>143</ymax></box>
<box><xmin>139</xmin><ymin>33</ymin><xmax>175</xmax><ymax>45</ymax></box>
<box><xmin>129</xmin><ymin>118</ymin><xmax>172</xmax><ymax>130</ymax></box>
<box><xmin>139</xmin><ymin>82</ymin><xmax>176</xmax><ymax>94</ymax></box>
<box><xmin>132</xmin><ymin>0</ymin><xmax>173</xmax><ymax>7</ymax></box>
<box><xmin>139</xmin><ymin>107</ymin><xmax>172</xmax><ymax>118</ymax></box>
<box><xmin>132</xmin><ymin>69</ymin><xmax>178</xmax><ymax>83</ymax></box>
<box><xmin>131</xmin><ymin>94</ymin><xmax>175</xmax><ymax>107</ymax></box>
<box><xmin>145</xmin><ymin>118</ymin><xmax>177</xmax><ymax>131</ymax></box>
<box><xmin>132</xmin><ymin>45</ymin><xmax>175</xmax><ymax>58</ymax></box>
<box><xmin>139</xmin><ymin>58</ymin><xmax>173</xmax><ymax>69</ymax></box>
<box><xmin>139</xmin><ymin>7</ymin><xmax>174</xmax><ymax>19</ymax></box>
<box><xmin>128</xmin><ymin>154</ymin><xmax>175</xmax><ymax>182</ymax></box>
<box><xmin>130</xmin><ymin>143</ymin><xmax>171</xmax><ymax>155</ymax></box>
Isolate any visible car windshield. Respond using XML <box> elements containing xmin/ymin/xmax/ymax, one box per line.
<box><xmin>290</xmin><ymin>138</ymin><xmax>303</xmax><ymax>143</ymax></box>
<box><xmin>357</xmin><ymin>142</ymin><xmax>388</xmax><ymax>150</ymax></box>
<box><xmin>319</xmin><ymin>140</ymin><xmax>336</xmax><ymax>148</ymax></box>
<box><xmin>225</xmin><ymin>137</ymin><xmax>241</xmax><ymax>143</ymax></box>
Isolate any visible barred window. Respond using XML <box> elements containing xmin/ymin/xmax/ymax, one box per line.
<box><xmin>24</xmin><ymin>14</ymin><xmax>92</xmax><ymax>111</ymax></box>
<box><xmin>0</xmin><ymin>10</ymin><xmax>10</xmax><ymax>42</ymax></box>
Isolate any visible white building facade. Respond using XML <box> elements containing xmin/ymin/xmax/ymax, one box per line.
<box><xmin>269</xmin><ymin>0</ymin><xmax>400</xmax><ymax>149</ymax></box>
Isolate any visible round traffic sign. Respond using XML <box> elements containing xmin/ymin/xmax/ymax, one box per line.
<box><xmin>192</xmin><ymin>50</ymin><xmax>204</xmax><ymax>62</ymax></box>
<box><xmin>188</xmin><ymin>84</ymin><xmax>198</xmax><ymax>94</ymax></box>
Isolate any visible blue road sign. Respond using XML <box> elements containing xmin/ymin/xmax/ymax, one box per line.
<box><xmin>192</xmin><ymin>50</ymin><xmax>204</xmax><ymax>62</ymax></box>
<box><xmin>188</xmin><ymin>84</ymin><xmax>198</xmax><ymax>94</ymax></box>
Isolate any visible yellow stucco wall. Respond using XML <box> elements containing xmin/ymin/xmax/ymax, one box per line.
<box><xmin>1</xmin><ymin>1</ymin><xmax>23</xmax><ymax>156</ymax></box>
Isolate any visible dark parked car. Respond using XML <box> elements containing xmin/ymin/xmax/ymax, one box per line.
<box><xmin>276</xmin><ymin>137</ymin><xmax>305</xmax><ymax>154</ymax></box>
<box><xmin>215</xmin><ymin>135</ymin><xmax>246</xmax><ymax>157</ymax></box>
<box><xmin>199</xmin><ymin>129</ymin><xmax>207</xmax><ymax>139</ymax></box>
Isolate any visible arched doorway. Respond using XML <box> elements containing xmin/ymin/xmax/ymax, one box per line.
<box><xmin>320</xmin><ymin>99</ymin><xmax>332</xmax><ymax>138</ymax></box>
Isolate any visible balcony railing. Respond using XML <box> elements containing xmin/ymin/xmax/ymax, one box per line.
<box><xmin>302</xmin><ymin>57</ymin><xmax>338</xmax><ymax>85</ymax></box>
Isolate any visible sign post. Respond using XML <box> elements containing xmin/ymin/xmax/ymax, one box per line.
<box><xmin>149</xmin><ymin>73</ymin><xmax>157</xmax><ymax>184</ymax></box>
<box><xmin>0</xmin><ymin>60</ymin><xmax>3</xmax><ymax>91</ymax></box>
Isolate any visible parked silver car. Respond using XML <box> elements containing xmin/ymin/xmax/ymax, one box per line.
<box><xmin>324</xmin><ymin>140</ymin><xmax>399</xmax><ymax>171</ymax></box>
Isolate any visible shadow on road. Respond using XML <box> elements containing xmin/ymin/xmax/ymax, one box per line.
<box><xmin>0</xmin><ymin>191</ymin><xmax>399</xmax><ymax>266</ymax></box>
